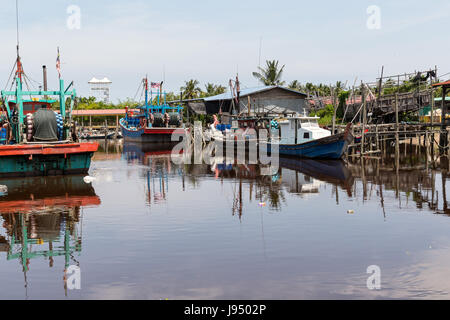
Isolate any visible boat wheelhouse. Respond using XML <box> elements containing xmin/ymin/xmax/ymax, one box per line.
<box><xmin>120</xmin><ymin>78</ymin><xmax>188</xmax><ymax>143</ymax></box>
<box><xmin>276</xmin><ymin>115</ymin><xmax>331</xmax><ymax>145</ymax></box>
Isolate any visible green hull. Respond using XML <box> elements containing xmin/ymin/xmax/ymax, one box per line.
<box><xmin>0</xmin><ymin>152</ymin><xmax>94</xmax><ymax>178</ymax></box>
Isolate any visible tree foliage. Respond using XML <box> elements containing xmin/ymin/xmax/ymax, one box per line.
<box><xmin>253</xmin><ymin>60</ymin><xmax>285</xmax><ymax>86</ymax></box>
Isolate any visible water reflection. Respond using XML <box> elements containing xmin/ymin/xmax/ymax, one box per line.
<box><xmin>1</xmin><ymin>141</ymin><xmax>449</xmax><ymax>299</ymax></box>
<box><xmin>119</xmin><ymin>142</ymin><xmax>449</xmax><ymax>216</ymax></box>
<box><xmin>347</xmin><ymin>145</ymin><xmax>450</xmax><ymax>216</ymax></box>
<box><xmin>0</xmin><ymin>176</ymin><xmax>100</xmax><ymax>297</ymax></box>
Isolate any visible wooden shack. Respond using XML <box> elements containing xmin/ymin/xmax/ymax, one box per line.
<box><xmin>187</xmin><ymin>86</ymin><xmax>308</xmax><ymax>121</ymax></box>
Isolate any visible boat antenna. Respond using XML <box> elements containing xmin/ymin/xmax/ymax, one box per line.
<box><xmin>16</xmin><ymin>0</ymin><xmax>19</xmax><ymax>49</ymax></box>
<box><xmin>15</xmin><ymin>0</ymin><xmax>23</xmax><ymax>83</ymax></box>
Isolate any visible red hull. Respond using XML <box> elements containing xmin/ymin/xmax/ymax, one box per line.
<box><xmin>0</xmin><ymin>196</ymin><xmax>101</xmax><ymax>214</ymax></box>
<box><xmin>0</xmin><ymin>142</ymin><xmax>99</xmax><ymax>157</ymax></box>
<box><xmin>143</xmin><ymin>128</ymin><xmax>188</xmax><ymax>135</ymax></box>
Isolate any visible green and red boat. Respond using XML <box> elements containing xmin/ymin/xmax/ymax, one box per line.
<box><xmin>0</xmin><ymin>49</ymin><xmax>98</xmax><ymax>178</ymax></box>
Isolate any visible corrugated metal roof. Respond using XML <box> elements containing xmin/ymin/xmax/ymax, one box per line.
<box><xmin>9</xmin><ymin>99</ymin><xmax>57</xmax><ymax>104</ymax></box>
<box><xmin>203</xmin><ymin>86</ymin><xmax>307</xmax><ymax>101</ymax></box>
<box><xmin>88</xmin><ymin>77</ymin><xmax>112</xmax><ymax>84</ymax></box>
<box><xmin>434</xmin><ymin>97</ymin><xmax>450</xmax><ymax>102</ymax></box>
<box><xmin>72</xmin><ymin>109</ymin><xmax>137</xmax><ymax>116</ymax></box>
<box><xmin>432</xmin><ymin>80</ymin><xmax>450</xmax><ymax>87</ymax></box>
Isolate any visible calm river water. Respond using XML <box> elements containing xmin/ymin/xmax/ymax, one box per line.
<box><xmin>0</xmin><ymin>140</ymin><xmax>449</xmax><ymax>299</ymax></box>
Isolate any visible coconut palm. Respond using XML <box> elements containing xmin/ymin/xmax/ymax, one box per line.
<box><xmin>181</xmin><ymin>79</ymin><xmax>202</xmax><ymax>99</ymax></box>
<box><xmin>204</xmin><ymin>83</ymin><xmax>227</xmax><ymax>97</ymax></box>
<box><xmin>288</xmin><ymin>80</ymin><xmax>301</xmax><ymax>91</ymax></box>
<box><xmin>252</xmin><ymin>60</ymin><xmax>285</xmax><ymax>86</ymax></box>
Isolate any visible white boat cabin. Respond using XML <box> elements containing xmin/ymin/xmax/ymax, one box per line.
<box><xmin>275</xmin><ymin>116</ymin><xmax>331</xmax><ymax>145</ymax></box>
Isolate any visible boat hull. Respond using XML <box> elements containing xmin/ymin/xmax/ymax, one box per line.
<box><xmin>120</xmin><ymin>122</ymin><xmax>187</xmax><ymax>143</ymax></box>
<box><xmin>269</xmin><ymin>131</ymin><xmax>353</xmax><ymax>160</ymax></box>
<box><xmin>0</xmin><ymin>143</ymin><xmax>98</xmax><ymax>178</ymax></box>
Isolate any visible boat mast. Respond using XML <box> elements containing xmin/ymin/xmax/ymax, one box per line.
<box><xmin>144</xmin><ymin>76</ymin><xmax>149</xmax><ymax>119</ymax></box>
<box><xmin>14</xmin><ymin>0</ymin><xmax>25</xmax><ymax>143</ymax></box>
<box><xmin>144</xmin><ymin>76</ymin><xmax>148</xmax><ymax>107</ymax></box>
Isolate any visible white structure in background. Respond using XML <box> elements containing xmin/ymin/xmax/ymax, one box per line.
<box><xmin>88</xmin><ymin>77</ymin><xmax>112</xmax><ymax>103</ymax></box>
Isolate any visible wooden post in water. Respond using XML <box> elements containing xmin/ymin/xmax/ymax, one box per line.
<box><xmin>395</xmin><ymin>93</ymin><xmax>400</xmax><ymax>173</ymax></box>
<box><xmin>332</xmin><ymin>87</ymin><xmax>337</xmax><ymax>135</ymax></box>
<box><xmin>361</xmin><ymin>84</ymin><xmax>366</xmax><ymax>155</ymax></box>
<box><xmin>431</xmin><ymin>88</ymin><xmax>435</xmax><ymax>160</ymax></box>
<box><xmin>426</xmin><ymin>131</ymin><xmax>429</xmax><ymax>171</ymax></box>
<box><xmin>440</xmin><ymin>86</ymin><xmax>448</xmax><ymax>155</ymax></box>
<box><xmin>375</xmin><ymin>125</ymin><xmax>379</xmax><ymax>151</ymax></box>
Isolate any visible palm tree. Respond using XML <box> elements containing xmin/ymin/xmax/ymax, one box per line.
<box><xmin>181</xmin><ymin>79</ymin><xmax>202</xmax><ymax>99</ymax></box>
<box><xmin>288</xmin><ymin>80</ymin><xmax>301</xmax><ymax>91</ymax></box>
<box><xmin>252</xmin><ymin>60</ymin><xmax>285</xmax><ymax>86</ymax></box>
<box><xmin>204</xmin><ymin>83</ymin><xmax>227</xmax><ymax>97</ymax></box>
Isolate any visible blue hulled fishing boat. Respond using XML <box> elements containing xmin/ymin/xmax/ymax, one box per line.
<box><xmin>269</xmin><ymin>115</ymin><xmax>353</xmax><ymax>159</ymax></box>
<box><xmin>119</xmin><ymin>78</ymin><xmax>188</xmax><ymax>143</ymax></box>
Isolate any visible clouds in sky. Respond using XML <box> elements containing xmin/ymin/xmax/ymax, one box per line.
<box><xmin>0</xmin><ymin>0</ymin><xmax>448</xmax><ymax>101</ymax></box>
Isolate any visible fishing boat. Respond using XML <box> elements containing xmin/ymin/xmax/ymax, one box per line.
<box><xmin>268</xmin><ymin>113</ymin><xmax>353</xmax><ymax>159</ymax></box>
<box><xmin>205</xmin><ymin>115</ymin><xmax>271</xmax><ymax>150</ymax></box>
<box><xmin>0</xmin><ymin>31</ymin><xmax>98</xmax><ymax>177</ymax></box>
<box><xmin>119</xmin><ymin>77</ymin><xmax>188</xmax><ymax>144</ymax></box>
<box><xmin>78</xmin><ymin>129</ymin><xmax>117</xmax><ymax>140</ymax></box>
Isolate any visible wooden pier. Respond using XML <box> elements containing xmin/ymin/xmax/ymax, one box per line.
<box><xmin>330</xmin><ymin>68</ymin><xmax>450</xmax><ymax>165</ymax></box>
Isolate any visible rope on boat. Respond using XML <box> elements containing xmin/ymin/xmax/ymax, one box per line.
<box><xmin>3</xmin><ymin>60</ymin><xmax>17</xmax><ymax>92</ymax></box>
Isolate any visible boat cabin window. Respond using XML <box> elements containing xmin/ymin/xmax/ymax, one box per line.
<box><xmin>310</xmin><ymin>119</ymin><xmax>319</xmax><ymax>127</ymax></box>
<box><xmin>304</xmin><ymin>132</ymin><xmax>310</xmax><ymax>139</ymax></box>
<box><xmin>23</xmin><ymin>103</ymin><xmax>33</xmax><ymax>112</ymax></box>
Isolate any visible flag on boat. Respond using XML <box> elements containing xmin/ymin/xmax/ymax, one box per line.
<box><xmin>56</xmin><ymin>47</ymin><xmax>61</xmax><ymax>78</ymax></box>
<box><xmin>151</xmin><ymin>82</ymin><xmax>161</xmax><ymax>89</ymax></box>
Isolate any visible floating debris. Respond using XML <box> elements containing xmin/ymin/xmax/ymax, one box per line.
<box><xmin>83</xmin><ymin>176</ymin><xmax>96</xmax><ymax>184</ymax></box>
<box><xmin>347</xmin><ymin>210</ymin><xmax>355</xmax><ymax>214</ymax></box>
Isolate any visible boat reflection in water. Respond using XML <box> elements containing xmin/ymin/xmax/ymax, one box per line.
<box><xmin>210</xmin><ymin>155</ymin><xmax>353</xmax><ymax>217</ymax></box>
<box><xmin>123</xmin><ymin>142</ymin><xmax>187</xmax><ymax>205</ymax></box>
<box><xmin>121</xmin><ymin>141</ymin><xmax>355</xmax><ymax>213</ymax></box>
<box><xmin>121</xmin><ymin>141</ymin><xmax>449</xmax><ymax>217</ymax></box>
<box><xmin>279</xmin><ymin>157</ymin><xmax>354</xmax><ymax>196</ymax></box>
<box><xmin>0</xmin><ymin>175</ymin><xmax>100</xmax><ymax>296</ymax></box>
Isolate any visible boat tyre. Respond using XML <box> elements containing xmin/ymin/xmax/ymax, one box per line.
<box><xmin>26</xmin><ymin>113</ymin><xmax>34</xmax><ymax>142</ymax></box>
<box><xmin>54</xmin><ymin>112</ymin><xmax>64</xmax><ymax>140</ymax></box>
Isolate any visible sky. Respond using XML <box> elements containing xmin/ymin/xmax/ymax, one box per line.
<box><xmin>0</xmin><ymin>0</ymin><xmax>449</xmax><ymax>102</ymax></box>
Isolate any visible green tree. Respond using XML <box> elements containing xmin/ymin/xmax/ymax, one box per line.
<box><xmin>204</xmin><ymin>83</ymin><xmax>227</xmax><ymax>97</ymax></box>
<box><xmin>252</xmin><ymin>60</ymin><xmax>285</xmax><ymax>86</ymax></box>
<box><xmin>181</xmin><ymin>79</ymin><xmax>202</xmax><ymax>99</ymax></box>
<box><xmin>288</xmin><ymin>80</ymin><xmax>301</xmax><ymax>91</ymax></box>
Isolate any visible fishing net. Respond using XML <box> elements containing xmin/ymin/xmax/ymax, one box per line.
<box><xmin>32</xmin><ymin>109</ymin><xmax>58</xmax><ymax>141</ymax></box>
<box><xmin>168</xmin><ymin>112</ymin><xmax>181</xmax><ymax>126</ymax></box>
<box><xmin>153</xmin><ymin>113</ymin><xmax>165</xmax><ymax>127</ymax></box>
